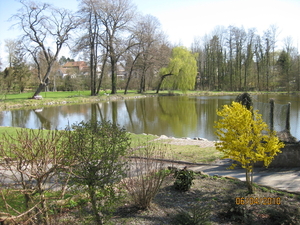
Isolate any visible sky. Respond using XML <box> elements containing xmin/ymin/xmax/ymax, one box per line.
<box><xmin>1</xmin><ymin>0</ymin><xmax>300</xmax><ymax>68</ymax></box>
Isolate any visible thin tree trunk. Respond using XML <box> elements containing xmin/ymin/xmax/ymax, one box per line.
<box><xmin>111</xmin><ymin>59</ymin><xmax>117</xmax><ymax>95</ymax></box>
<box><xmin>124</xmin><ymin>70</ymin><xmax>133</xmax><ymax>94</ymax></box>
<box><xmin>89</xmin><ymin>186</ymin><xmax>103</xmax><ymax>225</ymax></box>
<box><xmin>246</xmin><ymin>168</ymin><xmax>254</xmax><ymax>194</ymax></box>
<box><xmin>90</xmin><ymin>44</ymin><xmax>96</xmax><ymax>96</ymax></box>
<box><xmin>96</xmin><ymin>54</ymin><xmax>108</xmax><ymax>95</ymax></box>
<box><xmin>125</xmin><ymin>54</ymin><xmax>140</xmax><ymax>94</ymax></box>
<box><xmin>156</xmin><ymin>73</ymin><xmax>173</xmax><ymax>93</ymax></box>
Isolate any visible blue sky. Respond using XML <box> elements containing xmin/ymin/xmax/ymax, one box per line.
<box><xmin>1</xmin><ymin>0</ymin><xmax>300</xmax><ymax>67</ymax></box>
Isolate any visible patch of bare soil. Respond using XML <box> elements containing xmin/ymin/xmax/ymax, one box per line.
<box><xmin>111</xmin><ymin>174</ymin><xmax>300</xmax><ymax>225</ymax></box>
<box><xmin>47</xmin><ymin>173</ymin><xmax>300</xmax><ymax>224</ymax></box>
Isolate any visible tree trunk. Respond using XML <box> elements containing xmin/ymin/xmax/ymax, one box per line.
<box><xmin>156</xmin><ymin>73</ymin><xmax>173</xmax><ymax>94</ymax></box>
<box><xmin>139</xmin><ymin>73</ymin><xmax>145</xmax><ymax>93</ymax></box>
<box><xmin>96</xmin><ymin>54</ymin><xmax>108</xmax><ymax>95</ymax></box>
<box><xmin>32</xmin><ymin>83</ymin><xmax>46</xmax><ymax>98</ymax></box>
<box><xmin>90</xmin><ymin>44</ymin><xmax>96</xmax><ymax>96</ymax></box>
<box><xmin>245</xmin><ymin>168</ymin><xmax>254</xmax><ymax>194</ymax></box>
<box><xmin>256</xmin><ymin>61</ymin><xmax>260</xmax><ymax>91</ymax></box>
<box><xmin>111</xmin><ymin>59</ymin><xmax>117</xmax><ymax>95</ymax></box>
<box><xmin>125</xmin><ymin>54</ymin><xmax>140</xmax><ymax>94</ymax></box>
<box><xmin>32</xmin><ymin>61</ymin><xmax>54</xmax><ymax>98</ymax></box>
<box><xmin>124</xmin><ymin>70</ymin><xmax>133</xmax><ymax>94</ymax></box>
<box><xmin>89</xmin><ymin>186</ymin><xmax>103</xmax><ymax>225</ymax></box>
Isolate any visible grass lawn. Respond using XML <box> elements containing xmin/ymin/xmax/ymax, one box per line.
<box><xmin>0</xmin><ymin>126</ymin><xmax>24</xmax><ymax>137</ymax></box>
<box><xmin>0</xmin><ymin>90</ymin><xmax>148</xmax><ymax>110</ymax></box>
<box><xmin>168</xmin><ymin>145</ymin><xmax>222</xmax><ymax>163</ymax></box>
<box><xmin>0</xmin><ymin>127</ymin><xmax>221</xmax><ymax>164</ymax></box>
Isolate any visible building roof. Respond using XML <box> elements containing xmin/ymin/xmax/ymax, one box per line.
<box><xmin>63</xmin><ymin>61</ymin><xmax>88</xmax><ymax>70</ymax></box>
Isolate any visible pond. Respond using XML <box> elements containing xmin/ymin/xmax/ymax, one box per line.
<box><xmin>1</xmin><ymin>94</ymin><xmax>300</xmax><ymax>141</ymax></box>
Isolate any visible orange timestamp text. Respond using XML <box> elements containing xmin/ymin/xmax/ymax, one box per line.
<box><xmin>235</xmin><ymin>197</ymin><xmax>281</xmax><ymax>205</ymax></box>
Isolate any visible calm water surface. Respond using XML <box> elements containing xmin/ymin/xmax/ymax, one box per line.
<box><xmin>1</xmin><ymin>94</ymin><xmax>300</xmax><ymax>141</ymax></box>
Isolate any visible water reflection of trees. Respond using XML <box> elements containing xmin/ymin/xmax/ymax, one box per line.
<box><xmin>157</xmin><ymin>96</ymin><xmax>197</xmax><ymax>137</ymax></box>
<box><xmin>34</xmin><ymin>110</ymin><xmax>51</xmax><ymax>130</ymax></box>
<box><xmin>10</xmin><ymin>109</ymin><xmax>31</xmax><ymax>128</ymax></box>
<box><xmin>122</xmin><ymin>98</ymin><xmax>161</xmax><ymax>135</ymax></box>
<box><xmin>2</xmin><ymin>95</ymin><xmax>300</xmax><ymax>140</ymax></box>
<box><xmin>0</xmin><ymin>111</ymin><xmax>4</xmax><ymax>125</ymax></box>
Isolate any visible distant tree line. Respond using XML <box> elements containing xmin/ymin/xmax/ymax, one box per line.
<box><xmin>191</xmin><ymin>25</ymin><xmax>299</xmax><ymax>92</ymax></box>
<box><xmin>0</xmin><ymin>0</ymin><xmax>299</xmax><ymax>96</ymax></box>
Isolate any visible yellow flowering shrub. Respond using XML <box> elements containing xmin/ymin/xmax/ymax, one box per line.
<box><xmin>214</xmin><ymin>101</ymin><xmax>285</xmax><ymax>193</ymax></box>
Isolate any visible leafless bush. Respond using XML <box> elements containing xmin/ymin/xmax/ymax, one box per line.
<box><xmin>0</xmin><ymin>129</ymin><xmax>71</xmax><ymax>225</ymax></box>
<box><xmin>123</xmin><ymin>142</ymin><xmax>172</xmax><ymax>209</ymax></box>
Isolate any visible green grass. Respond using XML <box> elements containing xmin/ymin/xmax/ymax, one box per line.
<box><xmin>252</xmin><ymin>183</ymin><xmax>300</xmax><ymax>199</ymax></box>
<box><xmin>159</xmin><ymin>144</ymin><xmax>222</xmax><ymax>163</ymax></box>
<box><xmin>0</xmin><ymin>90</ymin><xmax>145</xmax><ymax>102</ymax></box>
<box><xmin>0</xmin><ymin>90</ymin><xmax>157</xmax><ymax>110</ymax></box>
<box><xmin>0</xmin><ymin>189</ymin><xmax>76</xmax><ymax>216</ymax></box>
<box><xmin>129</xmin><ymin>132</ymin><xmax>158</xmax><ymax>148</ymax></box>
<box><xmin>0</xmin><ymin>91</ymin><xmax>91</xmax><ymax>101</ymax></box>
<box><xmin>0</xmin><ymin>126</ymin><xmax>25</xmax><ymax>136</ymax></box>
<box><xmin>0</xmin><ymin>127</ymin><xmax>221</xmax><ymax>163</ymax></box>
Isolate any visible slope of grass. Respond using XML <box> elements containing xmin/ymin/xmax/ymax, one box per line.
<box><xmin>169</xmin><ymin>145</ymin><xmax>222</xmax><ymax>163</ymax></box>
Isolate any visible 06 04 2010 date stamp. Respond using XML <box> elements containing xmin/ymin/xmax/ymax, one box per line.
<box><xmin>235</xmin><ymin>197</ymin><xmax>281</xmax><ymax>205</ymax></box>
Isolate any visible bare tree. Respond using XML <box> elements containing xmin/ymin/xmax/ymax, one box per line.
<box><xmin>13</xmin><ymin>0</ymin><xmax>78</xmax><ymax>98</ymax></box>
<box><xmin>225</xmin><ymin>26</ymin><xmax>235</xmax><ymax>91</ymax></box>
<box><xmin>269</xmin><ymin>25</ymin><xmax>280</xmax><ymax>90</ymax></box>
<box><xmin>137</xmin><ymin>15</ymin><xmax>165</xmax><ymax>93</ymax></box>
<box><xmin>76</xmin><ymin>0</ymin><xmax>102</xmax><ymax>96</ymax></box>
<box><xmin>232</xmin><ymin>26</ymin><xmax>246</xmax><ymax>90</ymax></box>
<box><xmin>243</xmin><ymin>28</ymin><xmax>255</xmax><ymax>90</ymax></box>
<box><xmin>4</xmin><ymin>39</ymin><xmax>18</xmax><ymax>68</ymax></box>
<box><xmin>124</xmin><ymin>14</ymin><xmax>165</xmax><ymax>94</ymax></box>
<box><xmin>95</xmin><ymin>0</ymin><xmax>136</xmax><ymax>94</ymax></box>
<box><xmin>254</xmin><ymin>35</ymin><xmax>264</xmax><ymax>91</ymax></box>
<box><xmin>123</xmin><ymin>43</ymin><xmax>142</xmax><ymax>94</ymax></box>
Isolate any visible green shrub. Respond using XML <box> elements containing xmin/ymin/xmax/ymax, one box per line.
<box><xmin>64</xmin><ymin>120</ymin><xmax>131</xmax><ymax>224</ymax></box>
<box><xmin>174</xmin><ymin>167</ymin><xmax>195</xmax><ymax>191</ymax></box>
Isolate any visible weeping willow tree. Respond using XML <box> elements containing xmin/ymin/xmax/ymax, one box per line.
<box><xmin>156</xmin><ymin>46</ymin><xmax>198</xmax><ymax>93</ymax></box>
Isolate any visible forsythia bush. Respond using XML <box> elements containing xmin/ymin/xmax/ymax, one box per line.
<box><xmin>214</xmin><ymin>101</ymin><xmax>285</xmax><ymax>193</ymax></box>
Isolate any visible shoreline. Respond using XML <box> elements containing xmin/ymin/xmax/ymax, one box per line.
<box><xmin>150</xmin><ymin>134</ymin><xmax>217</xmax><ymax>146</ymax></box>
<box><xmin>0</xmin><ymin>94</ymin><xmax>154</xmax><ymax>111</ymax></box>
<box><xmin>1</xmin><ymin>91</ymin><xmax>295</xmax><ymax>111</ymax></box>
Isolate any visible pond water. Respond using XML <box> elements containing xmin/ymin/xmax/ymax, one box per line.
<box><xmin>1</xmin><ymin>94</ymin><xmax>300</xmax><ymax>141</ymax></box>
